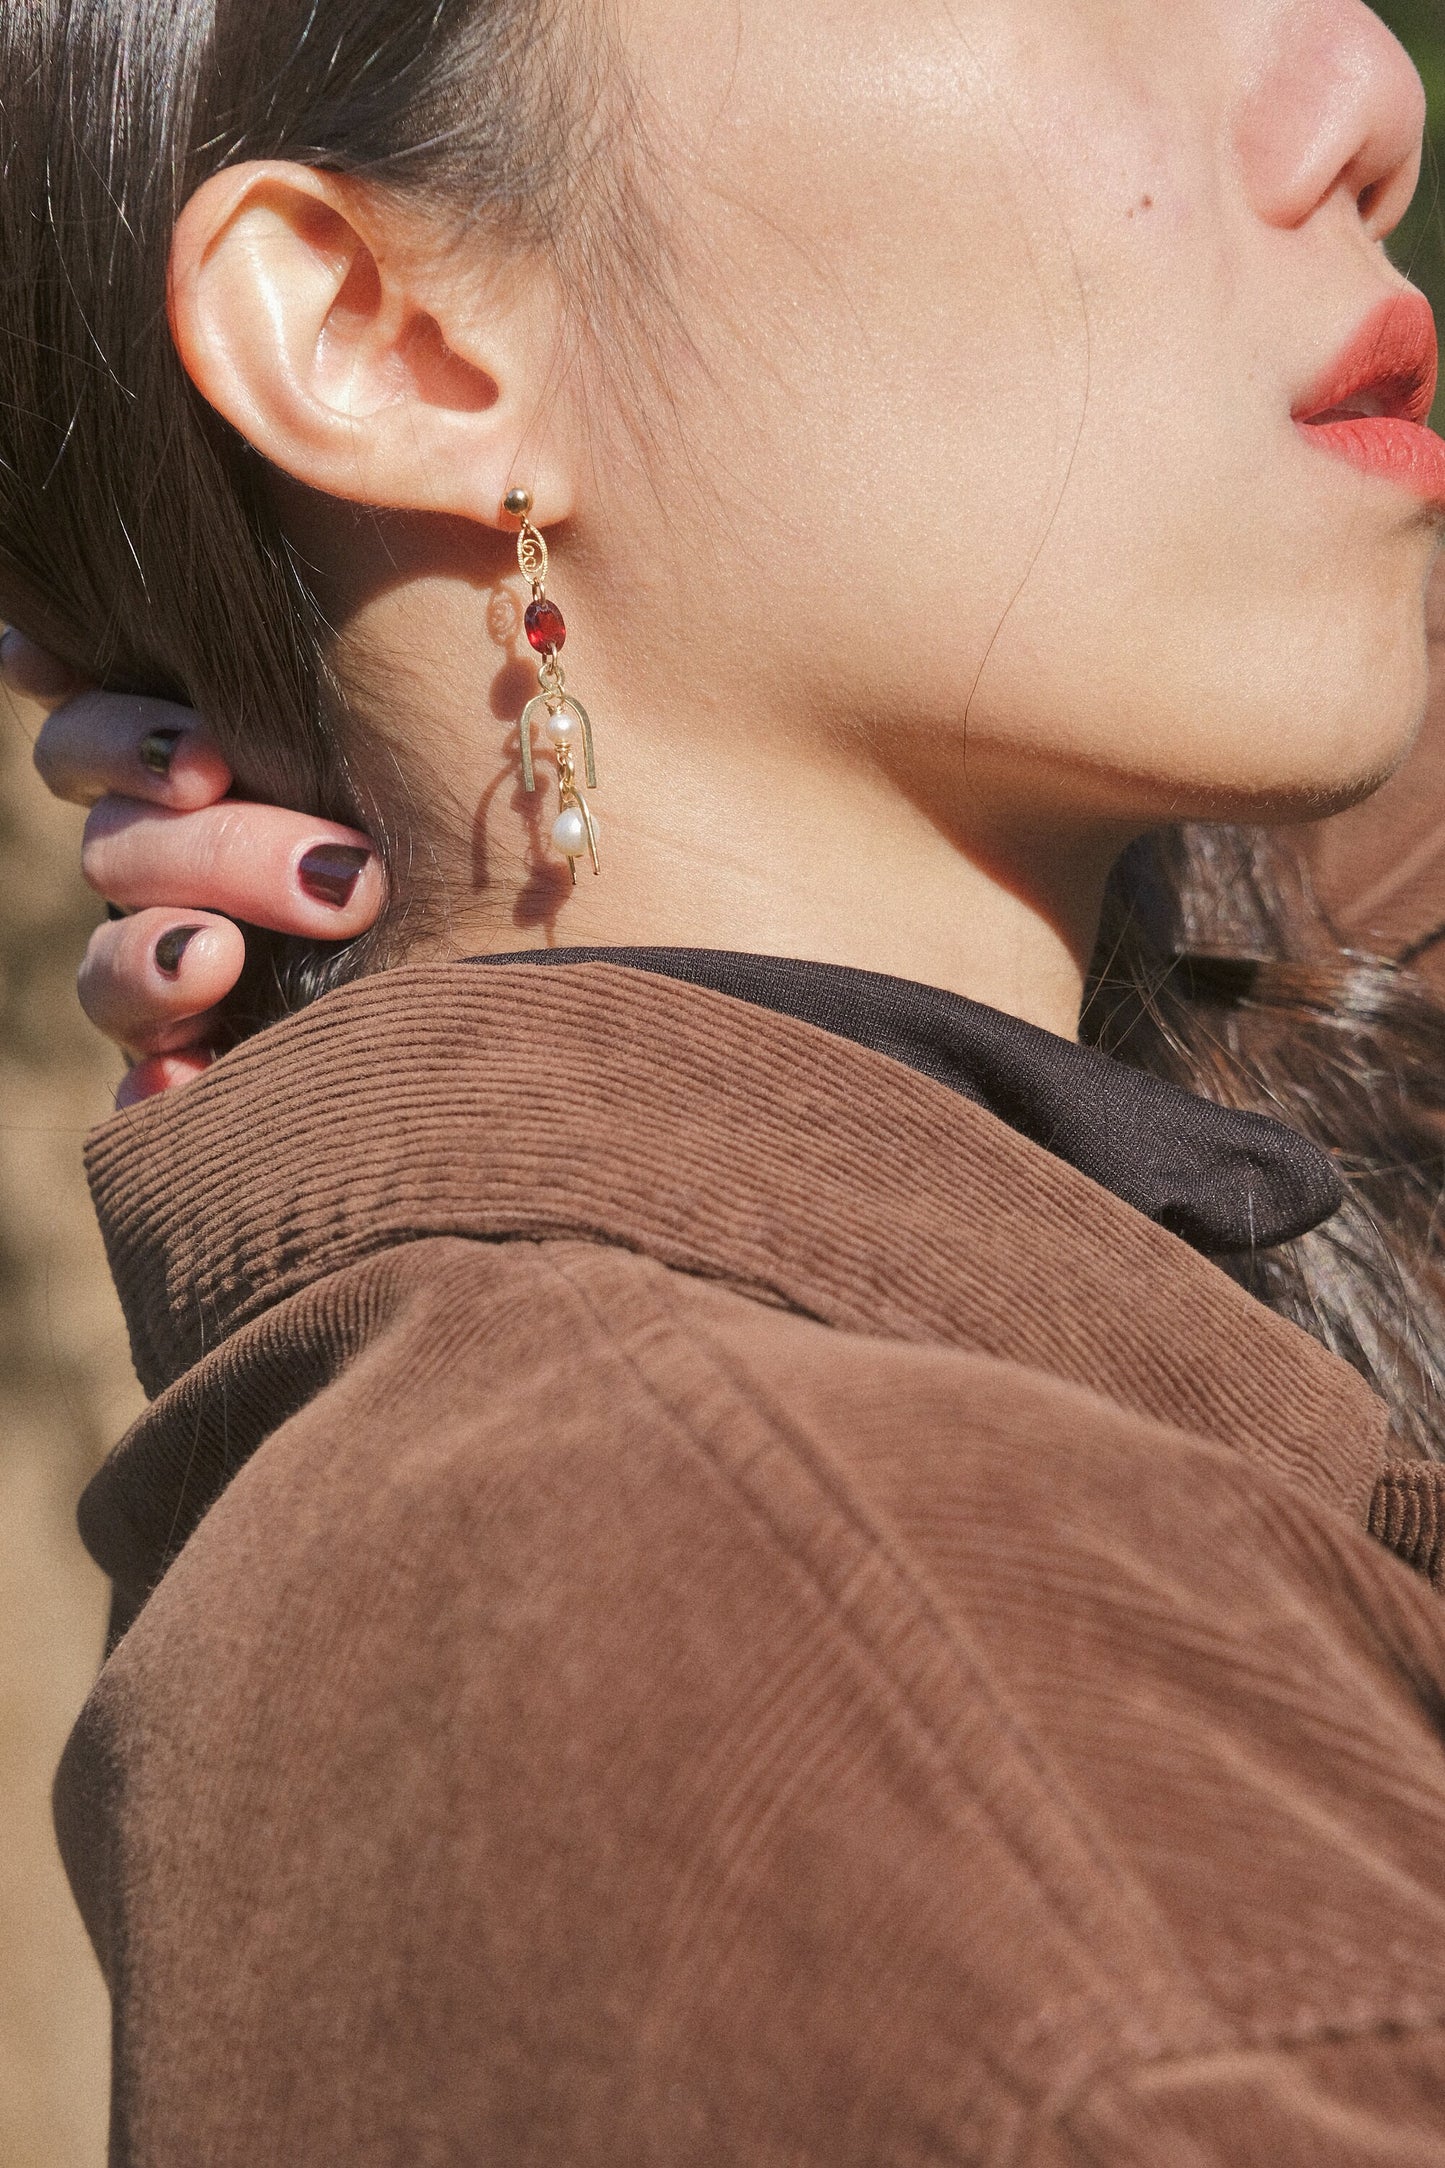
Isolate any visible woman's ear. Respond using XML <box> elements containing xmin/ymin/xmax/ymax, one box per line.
<box><xmin>168</xmin><ymin>163</ymin><xmax>573</xmax><ymax>525</ymax></box>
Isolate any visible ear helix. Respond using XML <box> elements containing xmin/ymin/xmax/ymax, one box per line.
<box><xmin>504</xmin><ymin>488</ymin><xmax>601</xmax><ymax>883</ymax></box>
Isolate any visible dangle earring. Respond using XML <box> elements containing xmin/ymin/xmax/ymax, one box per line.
<box><xmin>504</xmin><ymin>488</ymin><xmax>601</xmax><ymax>882</ymax></box>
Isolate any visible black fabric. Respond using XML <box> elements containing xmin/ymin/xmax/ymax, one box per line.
<box><xmin>477</xmin><ymin>947</ymin><xmax>1343</xmax><ymax>1255</ymax></box>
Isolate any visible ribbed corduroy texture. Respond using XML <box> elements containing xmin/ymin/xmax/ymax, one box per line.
<box><xmin>1371</xmin><ymin>1460</ymin><xmax>1445</xmax><ymax>1586</ymax></box>
<box><xmin>59</xmin><ymin>963</ymin><xmax>1445</xmax><ymax>2165</ymax></box>
<box><xmin>477</xmin><ymin>947</ymin><xmax>1346</xmax><ymax>1253</ymax></box>
<box><xmin>86</xmin><ymin>964</ymin><xmax>1388</xmax><ymax>1510</ymax></box>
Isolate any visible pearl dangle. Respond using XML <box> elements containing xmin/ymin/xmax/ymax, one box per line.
<box><xmin>503</xmin><ymin>488</ymin><xmax>601</xmax><ymax>882</ymax></box>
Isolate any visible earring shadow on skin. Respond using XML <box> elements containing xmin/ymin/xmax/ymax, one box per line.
<box><xmin>471</xmin><ymin>582</ymin><xmax>574</xmax><ymax>941</ymax></box>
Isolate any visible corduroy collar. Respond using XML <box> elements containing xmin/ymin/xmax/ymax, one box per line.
<box><xmin>476</xmin><ymin>947</ymin><xmax>1343</xmax><ymax>1255</ymax></box>
<box><xmin>85</xmin><ymin>962</ymin><xmax>1393</xmax><ymax>1528</ymax></box>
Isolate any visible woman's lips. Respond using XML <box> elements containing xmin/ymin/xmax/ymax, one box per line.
<box><xmin>1298</xmin><ymin>413</ymin><xmax>1445</xmax><ymax>502</ymax></box>
<box><xmin>1294</xmin><ymin>289</ymin><xmax>1445</xmax><ymax>505</ymax></box>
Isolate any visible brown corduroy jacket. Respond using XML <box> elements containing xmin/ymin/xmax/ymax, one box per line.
<box><xmin>56</xmin><ymin>960</ymin><xmax>1445</xmax><ymax>2166</ymax></box>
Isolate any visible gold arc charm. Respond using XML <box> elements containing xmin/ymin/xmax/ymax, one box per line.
<box><xmin>519</xmin><ymin>693</ymin><xmax>598</xmax><ymax>796</ymax></box>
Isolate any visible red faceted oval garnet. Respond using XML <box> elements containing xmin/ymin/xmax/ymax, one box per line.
<box><xmin>525</xmin><ymin>598</ymin><xmax>567</xmax><ymax>654</ymax></box>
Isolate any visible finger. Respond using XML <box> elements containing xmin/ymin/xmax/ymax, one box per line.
<box><xmin>78</xmin><ymin>909</ymin><xmax>245</xmax><ymax>1055</ymax></box>
<box><xmin>34</xmin><ymin>688</ymin><xmax>233</xmax><ymax>811</ymax></box>
<box><xmin>116</xmin><ymin>1050</ymin><xmax>217</xmax><ymax>1112</ymax></box>
<box><xmin>81</xmin><ymin>798</ymin><xmax>385</xmax><ymax>939</ymax></box>
<box><xmin>0</xmin><ymin>628</ymin><xmax>87</xmax><ymax>708</ymax></box>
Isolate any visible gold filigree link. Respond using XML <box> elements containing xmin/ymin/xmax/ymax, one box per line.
<box><xmin>517</xmin><ymin>520</ymin><xmax>549</xmax><ymax>597</ymax></box>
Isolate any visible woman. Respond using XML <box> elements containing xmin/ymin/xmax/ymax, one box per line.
<box><xmin>9</xmin><ymin>0</ymin><xmax>1445</xmax><ymax>2159</ymax></box>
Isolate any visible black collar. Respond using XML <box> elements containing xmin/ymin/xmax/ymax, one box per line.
<box><xmin>477</xmin><ymin>947</ymin><xmax>1343</xmax><ymax>1255</ymax></box>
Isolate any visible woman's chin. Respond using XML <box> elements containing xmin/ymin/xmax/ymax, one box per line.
<box><xmin>1181</xmin><ymin>729</ymin><xmax>1428</xmax><ymax>829</ymax></box>
<box><xmin>1190</xmin><ymin>649</ymin><xmax>1435</xmax><ymax>829</ymax></box>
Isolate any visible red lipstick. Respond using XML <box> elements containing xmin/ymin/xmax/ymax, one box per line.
<box><xmin>1295</xmin><ymin>290</ymin><xmax>1445</xmax><ymax>504</ymax></box>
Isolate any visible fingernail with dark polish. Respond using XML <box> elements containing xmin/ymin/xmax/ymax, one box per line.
<box><xmin>298</xmin><ymin>843</ymin><xmax>371</xmax><ymax>909</ymax></box>
<box><xmin>155</xmin><ymin>925</ymin><xmax>202</xmax><ymax>978</ymax></box>
<box><xmin>139</xmin><ymin>729</ymin><xmax>184</xmax><ymax>778</ymax></box>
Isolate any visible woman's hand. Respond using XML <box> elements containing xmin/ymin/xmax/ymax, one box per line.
<box><xmin>5</xmin><ymin>630</ymin><xmax>384</xmax><ymax>1109</ymax></box>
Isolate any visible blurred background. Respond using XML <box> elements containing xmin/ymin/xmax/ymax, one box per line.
<box><xmin>1</xmin><ymin>8</ymin><xmax>1444</xmax><ymax>2165</ymax></box>
<box><xmin>0</xmin><ymin>701</ymin><xmax>139</xmax><ymax>2168</ymax></box>
<box><xmin>1387</xmin><ymin>0</ymin><xmax>1445</xmax><ymax>425</ymax></box>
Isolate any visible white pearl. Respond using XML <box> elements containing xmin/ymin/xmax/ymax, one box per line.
<box><xmin>544</xmin><ymin>709</ymin><xmax>579</xmax><ymax>749</ymax></box>
<box><xmin>552</xmin><ymin>805</ymin><xmax>591</xmax><ymax>858</ymax></box>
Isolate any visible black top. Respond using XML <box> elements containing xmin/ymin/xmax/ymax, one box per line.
<box><xmin>479</xmin><ymin>946</ymin><xmax>1343</xmax><ymax>1256</ymax></box>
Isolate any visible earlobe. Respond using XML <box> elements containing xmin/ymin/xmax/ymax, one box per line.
<box><xmin>168</xmin><ymin>162</ymin><xmax>563</xmax><ymax>524</ymax></box>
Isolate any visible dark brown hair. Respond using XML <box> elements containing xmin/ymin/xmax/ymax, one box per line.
<box><xmin>1088</xmin><ymin>826</ymin><xmax>1445</xmax><ymax>1457</ymax></box>
<box><xmin>2</xmin><ymin>0</ymin><xmax>1445</xmax><ymax>1453</ymax></box>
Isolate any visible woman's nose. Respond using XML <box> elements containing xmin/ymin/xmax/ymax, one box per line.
<box><xmin>1237</xmin><ymin>0</ymin><xmax>1426</xmax><ymax>241</ymax></box>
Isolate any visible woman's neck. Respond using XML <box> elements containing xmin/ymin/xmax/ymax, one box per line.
<box><xmin>337</xmin><ymin>546</ymin><xmax>1123</xmax><ymax>1044</ymax></box>
<box><xmin>417</xmin><ymin>713</ymin><xmax>1119</xmax><ymax>1041</ymax></box>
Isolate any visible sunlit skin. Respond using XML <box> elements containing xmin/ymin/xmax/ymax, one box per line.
<box><xmin>13</xmin><ymin>0</ymin><xmax>1443</xmax><ymax>1100</ymax></box>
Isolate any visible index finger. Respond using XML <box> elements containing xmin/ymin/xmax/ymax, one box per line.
<box><xmin>33</xmin><ymin>688</ymin><xmax>233</xmax><ymax>812</ymax></box>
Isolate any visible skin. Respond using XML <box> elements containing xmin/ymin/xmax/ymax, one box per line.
<box><xmin>11</xmin><ymin>0</ymin><xmax>1441</xmax><ymax>1103</ymax></box>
